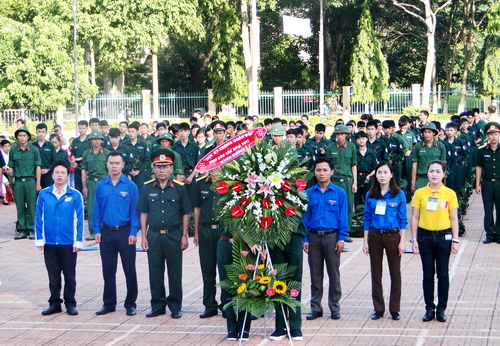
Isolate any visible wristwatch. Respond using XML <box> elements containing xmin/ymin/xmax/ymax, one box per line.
<box><xmin>409</xmin><ymin>239</ymin><xmax>416</xmax><ymax>243</ymax></box>
<box><xmin>452</xmin><ymin>239</ymin><xmax>460</xmax><ymax>244</ymax></box>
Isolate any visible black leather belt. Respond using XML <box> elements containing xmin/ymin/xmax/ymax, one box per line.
<box><xmin>149</xmin><ymin>224</ymin><xmax>181</xmax><ymax>234</ymax></box>
<box><xmin>370</xmin><ymin>227</ymin><xmax>399</xmax><ymax>234</ymax></box>
<box><xmin>17</xmin><ymin>177</ymin><xmax>35</xmax><ymax>182</ymax></box>
<box><xmin>418</xmin><ymin>227</ymin><xmax>451</xmax><ymax>234</ymax></box>
<box><xmin>309</xmin><ymin>229</ymin><xmax>338</xmax><ymax>236</ymax></box>
<box><xmin>332</xmin><ymin>178</ymin><xmax>351</xmax><ymax>183</ymax></box>
<box><xmin>103</xmin><ymin>222</ymin><xmax>130</xmax><ymax>231</ymax></box>
<box><xmin>201</xmin><ymin>222</ymin><xmax>221</xmax><ymax>229</ymax></box>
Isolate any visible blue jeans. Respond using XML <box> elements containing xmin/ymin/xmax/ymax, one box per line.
<box><xmin>417</xmin><ymin>229</ymin><xmax>452</xmax><ymax>310</ymax></box>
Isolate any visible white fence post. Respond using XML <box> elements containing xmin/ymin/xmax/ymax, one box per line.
<box><xmin>412</xmin><ymin>84</ymin><xmax>421</xmax><ymax>108</ymax></box>
<box><xmin>274</xmin><ymin>87</ymin><xmax>283</xmax><ymax>117</ymax></box>
<box><xmin>142</xmin><ymin>90</ymin><xmax>152</xmax><ymax>121</ymax></box>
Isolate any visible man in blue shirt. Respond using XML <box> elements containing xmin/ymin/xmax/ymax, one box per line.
<box><xmin>92</xmin><ymin>151</ymin><xmax>141</xmax><ymax>316</ymax></box>
<box><xmin>303</xmin><ymin>157</ymin><xmax>348</xmax><ymax>321</ymax></box>
<box><xmin>35</xmin><ymin>160</ymin><xmax>84</xmax><ymax>316</ymax></box>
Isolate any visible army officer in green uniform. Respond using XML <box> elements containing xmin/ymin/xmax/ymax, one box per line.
<box><xmin>82</xmin><ymin>130</ymin><xmax>110</xmax><ymax>241</ymax></box>
<box><xmin>9</xmin><ymin>127</ymin><xmax>42</xmax><ymax>240</ymax></box>
<box><xmin>138</xmin><ymin>149</ymin><xmax>192</xmax><ymax>319</ymax></box>
<box><xmin>476</xmin><ymin>122</ymin><xmax>500</xmax><ymax>244</ymax></box>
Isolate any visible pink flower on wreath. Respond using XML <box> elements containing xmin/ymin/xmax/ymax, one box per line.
<box><xmin>245</xmin><ymin>172</ymin><xmax>259</xmax><ymax>189</ymax></box>
<box><xmin>241</xmin><ymin>251</ymin><xmax>249</xmax><ymax>257</ymax></box>
<box><xmin>257</xmin><ymin>181</ymin><xmax>274</xmax><ymax>198</ymax></box>
<box><xmin>290</xmin><ymin>289</ymin><xmax>299</xmax><ymax>297</ymax></box>
<box><xmin>266</xmin><ymin>288</ymin><xmax>276</xmax><ymax>296</ymax></box>
<box><xmin>247</xmin><ymin>264</ymin><xmax>255</xmax><ymax>270</ymax></box>
<box><xmin>269</xmin><ymin>269</ymin><xmax>277</xmax><ymax>275</ymax></box>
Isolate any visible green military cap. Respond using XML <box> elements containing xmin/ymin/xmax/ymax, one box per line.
<box><xmin>151</xmin><ymin>149</ymin><xmax>175</xmax><ymax>166</ymax></box>
<box><xmin>484</xmin><ymin>122</ymin><xmax>500</xmax><ymax>134</ymax></box>
<box><xmin>14</xmin><ymin>127</ymin><xmax>32</xmax><ymax>141</ymax></box>
<box><xmin>270</xmin><ymin>124</ymin><xmax>286</xmax><ymax>136</ymax></box>
<box><xmin>157</xmin><ymin>132</ymin><xmax>174</xmax><ymax>144</ymax></box>
<box><xmin>419</xmin><ymin>122</ymin><xmax>438</xmax><ymax>135</ymax></box>
<box><xmin>87</xmin><ymin>130</ymin><xmax>105</xmax><ymax>140</ymax></box>
<box><xmin>332</xmin><ymin>124</ymin><xmax>351</xmax><ymax>134</ymax></box>
<box><xmin>211</xmin><ymin>120</ymin><xmax>227</xmax><ymax>131</ymax></box>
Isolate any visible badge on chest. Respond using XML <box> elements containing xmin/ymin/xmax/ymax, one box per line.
<box><xmin>375</xmin><ymin>200</ymin><xmax>386</xmax><ymax>215</ymax></box>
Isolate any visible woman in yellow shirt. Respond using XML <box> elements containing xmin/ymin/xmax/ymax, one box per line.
<box><xmin>411</xmin><ymin>160</ymin><xmax>459</xmax><ymax>323</ymax></box>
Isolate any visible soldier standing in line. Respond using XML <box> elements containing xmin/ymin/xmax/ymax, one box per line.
<box><xmin>70</xmin><ymin>120</ymin><xmax>90</xmax><ymax>193</ymax></box>
<box><xmin>33</xmin><ymin>123</ymin><xmax>57</xmax><ymax>189</ymax></box>
<box><xmin>106</xmin><ymin>128</ymin><xmax>133</xmax><ymax>177</ymax></box>
<box><xmin>125</xmin><ymin>122</ymin><xmax>150</xmax><ymax>192</ymax></box>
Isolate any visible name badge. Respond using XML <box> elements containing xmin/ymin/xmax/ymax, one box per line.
<box><xmin>426</xmin><ymin>197</ymin><xmax>438</xmax><ymax>211</ymax></box>
<box><xmin>445</xmin><ymin>234</ymin><xmax>452</xmax><ymax>240</ymax></box>
<box><xmin>375</xmin><ymin>200</ymin><xmax>386</xmax><ymax>215</ymax></box>
<box><xmin>65</xmin><ymin>197</ymin><xmax>72</xmax><ymax>202</ymax></box>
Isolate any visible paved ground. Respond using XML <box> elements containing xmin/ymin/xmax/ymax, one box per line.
<box><xmin>0</xmin><ymin>192</ymin><xmax>499</xmax><ymax>346</ymax></box>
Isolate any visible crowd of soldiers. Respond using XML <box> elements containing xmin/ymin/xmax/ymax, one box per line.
<box><xmin>1</xmin><ymin>105</ymin><xmax>499</xmax><ymax>342</ymax></box>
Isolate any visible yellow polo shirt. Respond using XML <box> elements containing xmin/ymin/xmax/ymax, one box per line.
<box><xmin>412</xmin><ymin>183</ymin><xmax>458</xmax><ymax>231</ymax></box>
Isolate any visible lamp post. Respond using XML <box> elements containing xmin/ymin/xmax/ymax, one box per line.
<box><xmin>319</xmin><ymin>0</ymin><xmax>325</xmax><ymax>116</ymax></box>
<box><xmin>72</xmin><ymin>0</ymin><xmax>79</xmax><ymax>135</ymax></box>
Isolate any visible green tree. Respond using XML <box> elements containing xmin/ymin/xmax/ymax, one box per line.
<box><xmin>479</xmin><ymin>4</ymin><xmax>500</xmax><ymax>96</ymax></box>
<box><xmin>350</xmin><ymin>1</ymin><xmax>389</xmax><ymax>103</ymax></box>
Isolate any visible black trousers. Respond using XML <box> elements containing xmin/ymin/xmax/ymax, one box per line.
<box><xmin>44</xmin><ymin>245</ymin><xmax>77</xmax><ymax>308</ymax></box>
<box><xmin>100</xmin><ymin>226</ymin><xmax>138</xmax><ymax>309</ymax></box>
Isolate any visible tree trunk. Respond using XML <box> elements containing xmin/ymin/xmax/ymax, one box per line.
<box><xmin>324</xmin><ymin>18</ymin><xmax>338</xmax><ymax>90</ymax></box>
<box><xmin>103</xmin><ymin>70</ymin><xmax>124</xmax><ymax>95</ymax></box>
<box><xmin>89</xmin><ymin>39</ymin><xmax>97</xmax><ymax>114</ymax></box>
<box><xmin>240</xmin><ymin>0</ymin><xmax>253</xmax><ymax>113</ymax></box>
<box><xmin>422</xmin><ymin>2</ymin><xmax>436</xmax><ymax>109</ymax></box>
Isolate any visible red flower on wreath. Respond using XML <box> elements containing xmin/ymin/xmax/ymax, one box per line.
<box><xmin>262</xmin><ymin>198</ymin><xmax>271</xmax><ymax>209</ymax></box>
<box><xmin>285</xmin><ymin>206</ymin><xmax>296</xmax><ymax>216</ymax></box>
<box><xmin>240</xmin><ymin>197</ymin><xmax>251</xmax><ymax>206</ymax></box>
<box><xmin>260</xmin><ymin>216</ymin><xmax>273</xmax><ymax>229</ymax></box>
<box><xmin>295</xmin><ymin>179</ymin><xmax>307</xmax><ymax>191</ymax></box>
<box><xmin>216</xmin><ymin>182</ymin><xmax>229</xmax><ymax>194</ymax></box>
<box><xmin>275</xmin><ymin>198</ymin><xmax>285</xmax><ymax>207</ymax></box>
<box><xmin>231</xmin><ymin>205</ymin><xmax>245</xmax><ymax>217</ymax></box>
<box><xmin>232</xmin><ymin>182</ymin><xmax>243</xmax><ymax>192</ymax></box>
<box><xmin>281</xmin><ymin>180</ymin><xmax>291</xmax><ymax>191</ymax></box>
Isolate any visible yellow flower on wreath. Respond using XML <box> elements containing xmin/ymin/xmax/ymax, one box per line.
<box><xmin>258</xmin><ymin>264</ymin><xmax>265</xmax><ymax>270</ymax></box>
<box><xmin>273</xmin><ymin>281</ymin><xmax>287</xmax><ymax>294</ymax></box>
<box><xmin>259</xmin><ymin>276</ymin><xmax>272</xmax><ymax>284</ymax></box>
<box><xmin>237</xmin><ymin>283</ymin><xmax>247</xmax><ymax>294</ymax></box>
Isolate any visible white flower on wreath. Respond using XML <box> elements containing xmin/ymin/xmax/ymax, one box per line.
<box><xmin>267</xmin><ymin>172</ymin><xmax>284</xmax><ymax>189</ymax></box>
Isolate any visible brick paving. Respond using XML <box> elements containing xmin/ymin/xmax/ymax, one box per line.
<box><xmin>1</xmin><ymin>192</ymin><xmax>499</xmax><ymax>345</ymax></box>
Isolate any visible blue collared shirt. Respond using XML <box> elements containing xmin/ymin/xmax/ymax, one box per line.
<box><xmin>302</xmin><ymin>182</ymin><xmax>348</xmax><ymax>242</ymax></box>
<box><xmin>363</xmin><ymin>189</ymin><xmax>407</xmax><ymax>231</ymax></box>
<box><xmin>92</xmin><ymin>174</ymin><xmax>140</xmax><ymax>236</ymax></box>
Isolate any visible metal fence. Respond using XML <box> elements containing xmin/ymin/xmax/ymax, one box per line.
<box><xmin>91</xmin><ymin>94</ymin><xmax>143</xmax><ymax>120</ymax></box>
<box><xmin>158</xmin><ymin>92</ymin><xmax>208</xmax><ymax>118</ymax></box>
<box><xmin>350</xmin><ymin>88</ymin><xmax>412</xmax><ymax>116</ymax></box>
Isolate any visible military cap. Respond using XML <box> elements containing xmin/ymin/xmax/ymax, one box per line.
<box><xmin>14</xmin><ymin>127</ymin><xmax>31</xmax><ymax>141</ymax></box>
<box><xmin>151</xmin><ymin>149</ymin><xmax>175</xmax><ymax>166</ymax></box>
<box><xmin>211</xmin><ymin>120</ymin><xmax>227</xmax><ymax>132</ymax></box>
<box><xmin>157</xmin><ymin>132</ymin><xmax>174</xmax><ymax>144</ymax></box>
<box><xmin>485</xmin><ymin>122</ymin><xmax>500</xmax><ymax>134</ymax></box>
<box><xmin>87</xmin><ymin>130</ymin><xmax>105</xmax><ymax>140</ymax></box>
<box><xmin>419</xmin><ymin>122</ymin><xmax>438</xmax><ymax>135</ymax></box>
<box><xmin>270</xmin><ymin>124</ymin><xmax>286</xmax><ymax>136</ymax></box>
<box><xmin>332</xmin><ymin>124</ymin><xmax>351</xmax><ymax>134</ymax></box>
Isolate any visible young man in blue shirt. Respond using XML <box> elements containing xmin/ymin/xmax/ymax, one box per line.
<box><xmin>92</xmin><ymin>151</ymin><xmax>141</xmax><ymax>316</ymax></box>
<box><xmin>303</xmin><ymin>157</ymin><xmax>348</xmax><ymax>320</ymax></box>
<box><xmin>35</xmin><ymin>160</ymin><xmax>84</xmax><ymax>316</ymax></box>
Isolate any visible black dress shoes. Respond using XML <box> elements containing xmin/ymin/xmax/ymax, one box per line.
<box><xmin>390</xmin><ymin>311</ymin><xmax>401</xmax><ymax>320</ymax></box>
<box><xmin>42</xmin><ymin>305</ymin><xmax>62</xmax><ymax>315</ymax></box>
<box><xmin>371</xmin><ymin>311</ymin><xmax>384</xmax><ymax>320</ymax></box>
<box><xmin>96</xmin><ymin>306</ymin><xmax>116</xmax><ymax>315</ymax></box>
<box><xmin>331</xmin><ymin>311</ymin><xmax>341</xmax><ymax>320</ymax></box>
<box><xmin>483</xmin><ymin>238</ymin><xmax>493</xmax><ymax>244</ymax></box>
<box><xmin>306</xmin><ymin>311</ymin><xmax>323</xmax><ymax>320</ymax></box>
<box><xmin>126</xmin><ymin>307</ymin><xmax>136</xmax><ymax>316</ymax></box>
<box><xmin>146</xmin><ymin>309</ymin><xmax>166</xmax><ymax>317</ymax></box>
<box><xmin>171</xmin><ymin>311</ymin><xmax>182</xmax><ymax>319</ymax></box>
<box><xmin>436</xmin><ymin>309</ymin><xmax>447</xmax><ymax>322</ymax></box>
<box><xmin>67</xmin><ymin>307</ymin><xmax>78</xmax><ymax>315</ymax></box>
<box><xmin>200</xmin><ymin>310</ymin><xmax>218</xmax><ymax>318</ymax></box>
<box><xmin>423</xmin><ymin>309</ymin><xmax>435</xmax><ymax>322</ymax></box>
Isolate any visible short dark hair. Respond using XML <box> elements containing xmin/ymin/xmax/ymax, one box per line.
<box><xmin>51</xmin><ymin>160</ymin><xmax>70</xmax><ymax>174</ymax></box>
<box><xmin>128</xmin><ymin>122</ymin><xmax>139</xmax><ymax>131</ymax></box>
<box><xmin>119</xmin><ymin>121</ymin><xmax>128</xmax><ymax>126</ymax></box>
<box><xmin>236</xmin><ymin>123</ymin><xmax>248</xmax><ymax>132</ymax></box>
<box><xmin>53</xmin><ymin>124</ymin><xmax>62</xmax><ymax>130</ymax></box>
<box><xmin>89</xmin><ymin>117</ymin><xmax>100</xmax><ymax>125</ymax></box>
<box><xmin>281</xmin><ymin>119</ymin><xmax>287</xmax><ymax>125</ymax></box>
<box><xmin>170</xmin><ymin>123</ymin><xmax>181</xmax><ymax>133</ymax></box>
<box><xmin>107</xmin><ymin>150</ymin><xmax>124</xmax><ymax>161</ymax></box>
<box><xmin>100</xmin><ymin>120</ymin><xmax>109</xmax><ymax>127</ymax></box>
<box><xmin>382</xmin><ymin>120</ymin><xmax>395</xmax><ymax>128</ymax></box>
<box><xmin>445</xmin><ymin>122</ymin><xmax>459</xmax><ymax>131</ymax></box>
<box><xmin>191</xmin><ymin>124</ymin><xmax>200</xmax><ymax>130</ymax></box>
<box><xmin>431</xmin><ymin>120</ymin><xmax>441</xmax><ymax>131</ymax></box>
<box><xmin>156</xmin><ymin>122</ymin><xmax>167</xmax><ymax>130</ymax></box>
<box><xmin>301</xmin><ymin>114</ymin><xmax>309</xmax><ymax>120</ymax></box>
<box><xmin>315</xmin><ymin>124</ymin><xmax>326</xmax><ymax>132</ymax></box>
<box><xmin>313</xmin><ymin>157</ymin><xmax>333</xmax><ymax>170</ymax></box>
<box><xmin>108</xmin><ymin>128</ymin><xmax>120</xmax><ymax>138</ymax></box>
<box><xmin>36</xmin><ymin>123</ymin><xmax>47</xmax><ymax>130</ymax></box>
<box><xmin>355</xmin><ymin>131</ymin><xmax>368</xmax><ymax>139</ymax></box>
<box><xmin>357</xmin><ymin>121</ymin><xmax>366</xmax><ymax>128</ymax></box>
<box><xmin>49</xmin><ymin>134</ymin><xmax>61</xmax><ymax>143</ymax></box>
<box><xmin>178</xmin><ymin>122</ymin><xmax>190</xmax><ymax>131</ymax></box>
<box><xmin>190</xmin><ymin>116</ymin><xmax>198</xmax><ymax>123</ymax></box>
<box><xmin>264</xmin><ymin>119</ymin><xmax>273</xmax><ymax>126</ymax></box>
<box><xmin>450</xmin><ymin>115</ymin><xmax>461</xmax><ymax>123</ymax></box>
<box><xmin>226</xmin><ymin>121</ymin><xmax>235</xmax><ymax>128</ymax></box>
<box><xmin>398</xmin><ymin>116</ymin><xmax>409</xmax><ymax>127</ymax></box>
<box><xmin>273</xmin><ymin>117</ymin><xmax>281</xmax><ymax>123</ymax></box>
<box><xmin>16</xmin><ymin>118</ymin><xmax>25</xmax><ymax>125</ymax></box>
<box><xmin>420</xmin><ymin>110</ymin><xmax>430</xmax><ymax>117</ymax></box>
<box><xmin>366</xmin><ymin>120</ymin><xmax>378</xmax><ymax>129</ymax></box>
<box><xmin>286</xmin><ymin>129</ymin><xmax>298</xmax><ymax>136</ymax></box>
<box><xmin>78</xmin><ymin>120</ymin><xmax>88</xmax><ymax>127</ymax></box>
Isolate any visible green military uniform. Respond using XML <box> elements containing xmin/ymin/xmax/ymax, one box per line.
<box><xmin>54</xmin><ymin>148</ymin><xmax>70</xmax><ymax>164</ymax></box>
<box><xmin>9</xmin><ymin>128</ymin><xmax>41</xmax><ymax>237</ymax></box>
<box><xmin>411</xmin><ymin>124</ymin><xmax>447</xmax><ymax>189</ymax></box>
<box><xmin>70</xmin><ymin>134</ymin><xmax>90</xmax><ymax>192</ymax></box>
<box><xmin>172</xmin><ymin>139</ymin><xmax>200</xmax><ymax>176</ymax></box>
<box><xmin>155</xmin><ymin>133</ymin><xmax>183</xmax><ymax>179</ymax></box>
<box><xmin>125</xmin><ymin>137</ymin><xmax>150</xmax><ymax>191</ymax></box>
<box><xmin>193</xmin><ymin>176</ymin><xmax>222</xmax><ymax>315</ymax></box>
<box><xmin>366</xmin><ymin>137</ymin><xmax>388</xmax><ymax>163</ymax></box>
<box><xmin>33</xmin><ymin>140</ymin><xmax>57</xmax><ymax>188</ymax></box>
<box><xmin>106</xmin><ymin>142</ymin><xmax>134</xmax><ymax>176</ymax></box>
<box><xmin>382</xmin><ymin>135</ymin><xmax>404</xmax><ymax>185</ymax></box>
<box><xmin>82</xmin><ymin>131</ymin><xmax>110</xmax><ymax>238</ymax></box>
<box><xmin>307</xmin><ymin>137</ymin><xmax>331</xmax><ymax>161</ymax></box>
<box><xmin>325</xmin><ymin>125</ymin><xmax>357</xmax><ymax>235</ymax></box>
<box><xmin>396</xmin><ymin>129</ymin><xmax>417</xmax><ymax>196</ymax></box>
<box><xmin>137</xmin><ymin>176</ymin><xmax>192</xmax><ymax>314</ymax></box>
<box><xmin>296</xmin><ymin>144</ymin><xmax>314</xmax><ymax>169</ymax></box>
<box><xmin>476</xmin><ymin>122</ymin><xmax>500</xmax><ymax>243</ymax></box>
<box><xmin>355</xmin><ymin>147</ymin><xmax>377</xmax><ymax>207</ymax></box>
